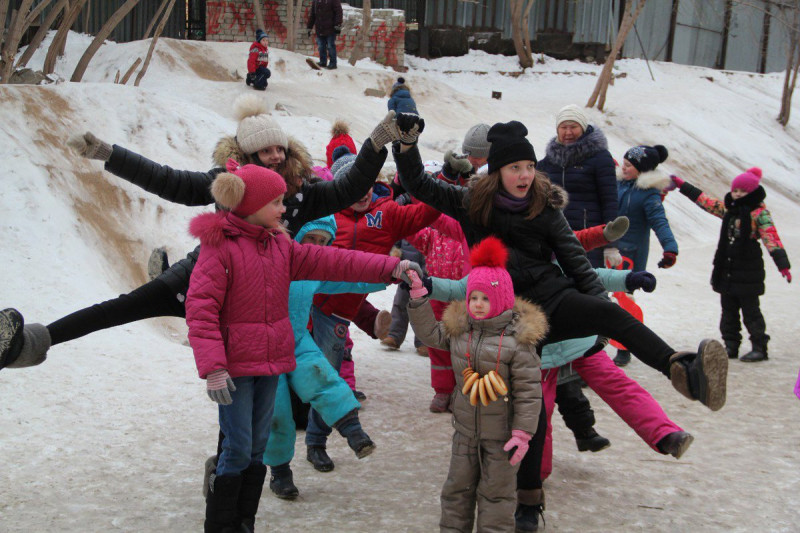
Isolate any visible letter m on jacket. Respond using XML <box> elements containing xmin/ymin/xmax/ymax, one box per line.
<box><xmin>366</xmin><ymin>211</ymin><xmax>383</xmax><ymax>229</ymax></box>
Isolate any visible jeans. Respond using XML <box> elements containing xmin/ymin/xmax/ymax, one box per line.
<box><xmin>250</xmin><ymin>66</ymin><xmax>270</xmax><ymax>90</ymax></box>
<box><xmin>216</xmin><ymin>375</ymin><xmax>279</xmax><ymax>476</ymax></box>
<box><xmin>316</xmin><ymin>34</ymin><xmax>337</xmax><ymax>67</ymax></box>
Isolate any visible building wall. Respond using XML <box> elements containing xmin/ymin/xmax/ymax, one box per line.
<box><xmin>205</xmin><ymin>1</ymin><xmax>406</xmax><ymax>67</ymax></box>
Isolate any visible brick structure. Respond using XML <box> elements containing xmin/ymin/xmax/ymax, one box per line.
<box><xmin>205</xmin><ymin>1</ymin><xmax>405</xmax><ymax>68</ymax></box>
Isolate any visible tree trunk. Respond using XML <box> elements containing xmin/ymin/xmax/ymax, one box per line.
<box><xmin>587</xmin><ymin>0</ymin><xmax>647</xmax><ymax>111</ymax></box>
<box><xmin>349</xmin><ymin>0</ymin><xmax>371</xmax><ymax>66</ymax></box>
<box><xmin>119</xmin><ymin>56</ymin><xmax>141</xmax><ymax>84</ymax></box>
<box><xmin>510</xmin><ymin>0</ymin><xmax>531</xmax><ymax>68</ymax></box>
<box><xmin>71</xmin><ymin>0</ymin><xmax>141</xmax><ymax>82</ymax></box>
<box><xmin>778</xmin><ymin>2</ymin><xmax>800</xmax><ymax>126</ymax></box>
<box><xmin>0</xmin><ymin>0</ymin><xmax>35</xmax><ymax>83</ymax></box>
<box><xmin>251</xmin><ymin>0</ymin><xmax>263</xmax><ymax>33</ymax></box>
<box><xmin>286</xmin><ymin>0</ymin><xmax>303</xmax><ymax>51</ymax></box>
<box><xmin>43</xmin><ymin>0</ymin><xmax>89</xmax><ymax>75</ymax></box>
<box><xmin>23</xmin><ymin>0</ymin><xmax>55</xmax><ymax>28</ymax></box>
<box><xmin>142</xmin><ymin>0</ymin><xmax>169</xmax><ymax>39</ymax></box>
<box><xmin>16</xmin><ymin>0</ymin><xmax>69</xmax><ymax>69</ymax></box>
<box><xmin>0</xmin><ymin>0</ymin><xmax>10</xmax><ymax>51</ymax></box>
<box><xmin>134</xmin><ymin>0</ymin><xmax>176</xmax><ymax>86</ymax></box>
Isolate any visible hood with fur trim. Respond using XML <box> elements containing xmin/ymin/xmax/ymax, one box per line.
<box><xmin>189</xmin><ymin>211</ymin><xmax>284</xmax><ymax>248</ymax></box>
<box><xmin>617</xmin><ymin>167</ymin><xmax>671</xmax><ymax>191</ymax></box>
<box><xmin>213</xmin><ymin>135</ymin><xmax>314</xmax><ymax>197</ymax></box>
<box><xmin>441</xmin><ymin>297</ymin><xmax>548</xmax><ymax>346</ymax></box>
<box><xmin>544</xmin><ymin>125</ymin><xmax>608</xmax><ymax>168</ymax></box>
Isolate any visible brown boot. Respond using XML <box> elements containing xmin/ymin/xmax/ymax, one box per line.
<box><xmin>373</xmin><ymin>310</ymin><xmax>392</xmax><ymax>340</ymax></box>
<box><xmin>381</xmin><ymin>336</ymin><xmax>399</xmax><ymax>350</ymax></box>
<box><xmin>669</xmin><ymin>339</ymin><xmax>728</xmax><ymax>411</ymax></box>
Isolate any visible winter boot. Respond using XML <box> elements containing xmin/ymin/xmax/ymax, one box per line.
<box><xmin>204</xmin><ymin>473</ymin><xmax>243</xmax><ymax>533</ymax></box>
<box><xmin>613</xmin><ymin>349</ymin><xmax>631</xmax><ymax>367</ymax></box>
<box><xmin>353</xmin><ymin>390</ymin><xmax>367</xmax><ymax>401</ymax></box>
<box><xmin>335</xmin><ymin>409</ymin><xmax>376</xmax><ymax>458</ymax></box>
<box><xmin>515</xmin><ymin>489</ymin><xmax>545</xmax><ymax>533</ymax></box>
<box><xmin>657</xmin><ymin>430</ymin><xmax>694</xmax><ymax>459</ymax></box>
<box><xmin>740</xmin><ymin>344</ymin><xmax>768</xmax><ymax>362</ymax></box>
<box><xmin>203</xmin><ymin>455</ymin><xmax>219</xmax><ymax>498</ymax></box>
<box><xmin>238</xmin><ymin>463</ymin><xmax>267</xmax><ymax>532</ymax></box>
<box><xmin>724</xmin><ymin>342</ymin><xmax>740</xmax><ymax>359</ymax></box>
<box><xmin>381</xmin><ymin>336</ymin><xmax>400</xmax><ymax>350</ymax></box>
<box><xmin>2</xmin><ymin>317</ymin><xmax>51</xmax><ymax>370</ymax></box>
<box><xmin>306</xmin><ymin>446</ymin><xmax>334</xmax><ymax>472</ymax></box>
<box><xmin>147</xmin><ymin>246</ymin><xmax>169</xmax><ymax>281</ymax></box>
<box><xmin>0</xmin><ymin>308</ymin><xmax>25</xmax><ymax>369</ymax></box>
<box><xmin>669</xmin><ymin>339</ymin><xmax>728</xmax><ymax>411</ymax></box>
<box><xmin>374</xmin><ymin>310</ymin><xmax>392</xmax><ymax>340</ymax></box>
<box><xmin>574</xmin><ymin>428</ymin><xmax>611</xmax><ymax>452</ymax></box>
<box><xmin>429</xmin><ymin>392</ymin><xmax>452</xmax><ymax>413</ymax></box>
<box><xmin>416</xmin><ymin>345</ymin><xmax>429</xmax><ymax>357</ymax></box>
<box><xmin>269</xmin><ymin>463</ymin><xmax>299</xmax><ymax>501</ymax></box>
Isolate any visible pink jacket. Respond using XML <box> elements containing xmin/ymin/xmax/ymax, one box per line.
<box><xmin>186</xmin><ymin>211</ymin><xmax>399</xmax><ymax>379</ymax></box>
<box><xmin>407</xmin><ymin>214</ymin><xmax>470</xmax><ymax>279</ymax></box>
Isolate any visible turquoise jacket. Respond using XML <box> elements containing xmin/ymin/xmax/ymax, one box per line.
<box><xmin>429</xmin><ymin>268</ymin><xmax>630</xmax><ymax>369</ymax></box>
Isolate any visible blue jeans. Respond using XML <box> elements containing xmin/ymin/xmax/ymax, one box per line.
<box><xmin>316</xmin><ymin>34</ymin><xmax>337</xmax><ymax>67</ymax></box>
<box><xmin>306</xmin><ymin>306</ymin><xmax>350</xmax><ymax>446</ymax></box>
<box><xmin>216</xmin><ymin>375</ymin><xmax>279</xmax><ymax>476</ymax></box>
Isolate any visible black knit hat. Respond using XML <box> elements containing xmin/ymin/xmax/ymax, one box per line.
<box><xmin>486</xmin><ymin>121</ymin><xmax>537</xmax><ymax>174</ymax></box>
<box><xmin>624</xmin><ymin>145</ymin><xmax>668</xmax><ymax>173</ymax></box>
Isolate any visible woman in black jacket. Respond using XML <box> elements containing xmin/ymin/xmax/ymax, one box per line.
<box><xmin>391</xmin><ymin>115</ymin><xmax>728</xmax><ymax>530</ymax></box>
<box><xmin>0</xmin><ymin>99</ymin><xmax>404</xmax><ymax>371</ymax></box>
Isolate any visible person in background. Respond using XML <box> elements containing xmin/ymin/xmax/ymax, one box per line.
<box><xmin>388</xmin><ymin>77</ymin><xmax>418</xmax><ymax>115</ymax></box>
<box><xmin>307</xmin><ymin>0</ymin><xmax>343</xmax><ymax>70</ymax></box>
<box><xmin>246</xmin><ymin>29</ymin><xmax>271</xmax><ymax>91</ymax></box>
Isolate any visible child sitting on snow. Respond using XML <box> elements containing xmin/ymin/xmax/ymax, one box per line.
<box><xmin>246</xmin><ymin>29</ymin><xmax>271</xmax><ymax>91</ymax></box>
<box><xmin>406</xmin><ymin>237</ymin><xmax>546</xmax><ymax>533</ymax></box>
<box><xmin>670</xmin><ymin>168</ymin><xmax>791</xmax><ymax>362</ymax></box>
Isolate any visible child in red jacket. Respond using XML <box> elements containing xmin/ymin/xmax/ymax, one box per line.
<box><xmin>246</xmin><ymin>29</ymin><xmax>271</xmax><ymax>91</ymax></box>
<box><xmin>186</xmin><ymin>159</ymin><xmax>408</xmax><ymax>531</ymax></box>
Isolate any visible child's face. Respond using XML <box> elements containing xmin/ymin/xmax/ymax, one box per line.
<box><xmin>259</xmin><ymin>37</ymin><xmax>268</xmax><ymax>47</ymax></box>
<box><xmin>351</xmin><ymin>187</ymin><xmax>374</xmax><ymax>212</ymax></box>
<box><xmin>300</xmin><ymin>232</ymin><xmax>331</xmax><ymax>246</ymax></box>
<box><xmin>621</xmin><ymin>159</ymin><xmax>639</xmax><ymax>180</ymax></box>
<box><xmin>467</xmin><ymin>155</ymin><xmax>486</xmax><ymax>169</ymax></box>
<box><xmin>557</xmin><ymin>121</ymin><xmax>584</xmax><ymax>145</ymax></box>
<box><xmin>246</xmin><ymin>194</ymin><xmax>286</xmax><ymax>229</ymax></box>
<box><xmin>731</xmin><ymin>187</ymin><xmax>749</xmax><ymax>200</ymax></box>
<box><xmin>499</xmin><ymin>160</ymin><xmax>536</xmax><ymax>198</ymax></box>
<box><xmin>468</xmin><ymin>290</ymin><xmax>490</xmax><ymax>319</ymax></box>
<box><xmin>257</xmin><ymin>146</ymin><xmax>286</xmax><ymax>170</ymax></box>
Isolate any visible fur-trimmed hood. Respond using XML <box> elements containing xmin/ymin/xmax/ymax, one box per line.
<box><xmin>441</xmin><ymin>297</ymin><xmax>548</xmax><ymax>346</ymax></box>
<box><xmin>544</xmin><ymin>125</ymin><xmax>608</xmax><ymax>168</ymax></box>
<box><xmin>188</xmin><ymin>211</ymin><xmax>285</xmax><ymax>248</ymax></box>
<box><xmin>617</xmin><ymin>167</ymin><xmax>671</xmax><ymax>191</ymax></box>
<box><xmin>212</xmin><ymin>135</ymin><xmax>314</xmax><ymax>197</ymax></box>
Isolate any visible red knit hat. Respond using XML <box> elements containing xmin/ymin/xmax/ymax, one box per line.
<box><xmin>326</xmin><ymin>120</ymin><xmax>357</xmax><ymax>168</ymax></box>
<box><xmin>466</xmin><ymin>237</ymin><xmax>515</xmax><ymax>319</ymax></box>
<box><xmin>211</xmin><ymin>159</ymin><xmax>287</xmax><ymax>217</ymax></box>
<box><xmin>731</xmin><ymin>167</ymin><xmax>762</xmax><ymax>193</ymax></box>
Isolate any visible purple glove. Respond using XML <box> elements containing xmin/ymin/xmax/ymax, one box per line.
<box><xmin>625</xmin><ymin>271</ymin><xmax>656</xmax><ymax>293</ymax></box>
<box><xmin>407</xmin><ymin>270</ymin><xmax>428</xmax><ymax>299</ymax></box>
<box><xmin>503</xmin><ymin>429</ymin><xmax>532</xmax><ymax>466</ymax></box>
<box><xmin>657</xmin><ymin>251</ymin><xmax>677</xmax><ymax>269</ymax></box>
<box><xmin>781</xmin><ymin>268</ymin><xmax>792</xmax><ymax>283</ymax></box>
<box><xmin>207</xmin><ymin>369</ymin><xmax>236</xmax><ymax>405</ymax></box>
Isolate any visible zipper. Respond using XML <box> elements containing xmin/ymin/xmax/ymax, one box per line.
<box><xmin>473</xmin><ymin>329</ymin><xmax>485</xmax><ymax>434</ymax></box>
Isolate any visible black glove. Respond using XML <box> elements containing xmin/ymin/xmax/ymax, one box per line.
<box><xmin>399</xmin><ymin>273</ymin><xmax>432</xmax><ymax>294</ymax></box>
<box><xmin>396</xmin><ymin>113</ymin><xmax>425</xmax><ymax>145</ymax></box>
<box><xmin>625</xmin><ymin>271</ymin><xmax>656</xmax><ymax>293</ymax></box>
<box><xmin>334</xmin><ymin>25</ymin><xmax>342</xmax><ymax>35</ymax></box>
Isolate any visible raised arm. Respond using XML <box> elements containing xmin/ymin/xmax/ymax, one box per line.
<box><xmin>676</xmin><ymin>179</ymin><xmax>726</xmax><ymax>219</ymax></box>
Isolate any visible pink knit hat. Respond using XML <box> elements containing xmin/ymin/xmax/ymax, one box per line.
<box><xmin>731</xmin><ymin>167</ymin><xmax>762</xmax><ymax>193</ymax></box>
<box><xmin>466</xmin><ymin>237</ymin><xmax>515</xmax><ymax>319</ymax></box>
<box><xmin>211</xmin><ymin>158</ymin><xmax>287</xmax><ymax>217</ymax></box>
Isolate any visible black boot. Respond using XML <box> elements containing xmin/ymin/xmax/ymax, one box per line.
<box><xmin>515</xmin><ymin>503</ymin><xmax>544</xmax><ymax>532</ymax></box>
<box><xmin>238</xmin><ymin>463</ymin><xmax>267</xmax><ymax>532</ymax></box>
<box><xmin>656</xmin><ymin>430</ymin><xmax>694</xmax><ymax>459</ymax></box>
<box><xmin>574</xmin><ymin>428</ymin><xmax>611</xmax><ymax>452</ymax></box>
<box><xmin>740</xmin><ymin>344</ymin><xmax>768</xmax><ymax>362</ymax></box>
<box><xmin>613</xmin><ymin>349</ymin><xmax>631</xmax><ymax>367</ymax></box>
<box><xmin>0</xmin><ymin>308</ymin><xmax>25</xmax><ymax>369</ymax></box>
<box><xmin>204</xmin><ymin>474</ymin><xmax>243</xmax><ymax>533</ymax></box>
<box><xmin>724</xmin><ymin>342</ymin><xmax>739</xmax><ymax>359</ymax></box>
<box><xmin>269</xmin><ymin>463</ymin><xmax>299</xmax><ymax>500</ymax></box>
<box><xmin>669</xmin><ymin>339</ymin><xmax>728</xmax><ymax>411</ymax></box>
<box><xmin>306</xmin><ymin>446</ymin><xmax>334</xmax><ymax>472</ymax></box>
<box><xmin>334</xmin><ymin>409</ymin><xmax>376</xmax><ymax>458</ymax></box>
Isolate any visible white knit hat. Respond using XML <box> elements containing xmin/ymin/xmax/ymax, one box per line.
<box><xmin>555</xmin><ymin>104</ymin><xmax>588</xmax><ymax>132</ymax></box>
<box><xmin>233</xmin><ymin>94</ymin><xmax>289</xmax><ymax>155</ymax></box>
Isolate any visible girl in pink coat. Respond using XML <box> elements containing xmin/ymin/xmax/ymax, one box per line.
<box><xmin>186</xmin><ymin>159</ymin><xmax>408</xmax><ymax>532</ymax></box>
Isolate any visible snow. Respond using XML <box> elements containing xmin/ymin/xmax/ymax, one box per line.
<box><xmin>1</xmin><ymin>32</ymin><xmax>799</xmax><ymax>532</ymax></box>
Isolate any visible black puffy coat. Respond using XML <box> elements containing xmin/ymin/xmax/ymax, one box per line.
<box><xmin>103</xmin><ymin>136</ymin><xmax>385</xmax><ymax>293</ymax></box>
<box><xmin>537</xmin><ymin>126</ymin><xmax>618</xmax><ymax>267</ymax></box>
<box><xmin>307</xmin><ymin>0</ymin><xmax>343</xmax><ymax>37</ymax></box>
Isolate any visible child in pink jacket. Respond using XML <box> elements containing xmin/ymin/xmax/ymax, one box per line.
<box><xmin>186</xmin><ymin>159</ymin><xmax>406</xmax><ymax>532</ymax></box>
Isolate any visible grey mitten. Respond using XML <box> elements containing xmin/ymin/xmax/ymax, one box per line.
<box><xmin>396</xmin><ymin>112</ymin><xmax>425</xmax><ymax>145</ymax></box>
<box><xmin>206</xmin><ymin>369</ymin><xmax>236</xmax><ymax>405</ymax></box>
<box><xmin>393</xmin><ymin>260</ymin><xmax>424</xmax><ymax>284</ymax></box>
<box><xmin>67</xmin><ymin>131</ymin><xmax>113</xmax><ymax>161</ymax></box>
<box><xmin>369</xmin><ymin>111</ymin><xmax>401</xmax><ymax>151</ymax></box>
<box><xmin>602</xmin><ymin>216</ymin><xmax>629</xmax><ymax>242</ymax></box>
<box><xmin>444</xmin><ymin>150</ymin><xmax>473</xmax><ymax>175</ymax></box>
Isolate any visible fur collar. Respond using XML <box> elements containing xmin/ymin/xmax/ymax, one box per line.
<box><xmin>441</xmin><ymin>297</ymin><xmax>548</xmax><ymax>346</ymax></box>
<box><xmin>547</xmin><ymin>183</ymin><xmax>569</xmax><ymax>210</ymax></box>
<box><xmin>725</xmin><ymin>185</ymin><xmax>766</xmax><ymax>210</ymax></box>
<box><xmin>544</xmin><ymin>126</ymin><xmax>608</xmax><ymax>168</ymax></box>
<box><xmin>189</xmin><ymin>211</ymin><xmax>284</xmax><ymax>247</ymax></box>
<box><xmin>617</xmin><ymin>168</ymin><xmax>671</xmax><ymax>191</ymax></box>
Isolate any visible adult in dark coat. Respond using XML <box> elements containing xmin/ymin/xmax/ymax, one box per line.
<box><xmin>307</xmin><ymin>0</ymin><xmax>343</xmax><ymax>70</ymax></box>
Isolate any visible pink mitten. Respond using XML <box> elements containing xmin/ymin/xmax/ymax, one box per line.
<box><xmin>407</xmin><ymin>270</ymin><xmax>428</xmax><ymax>299</ymax></box>
<box><xmin>670</xmin><ymin>174</ymin><xmax>685</xmax><ymax>189</ymax></box>
<box><xmin>781</xmin><ymin>268</ymin><xmax>792</xmax><ymax>283</ymax></box>
<box><xmin>503</xmin><ymin>429</ymin><xmax>532</xmax><ymax>466</ymax></box>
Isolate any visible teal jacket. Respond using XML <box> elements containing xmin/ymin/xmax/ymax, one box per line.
<box><xmin>429</xmin><ymin>268</ymin><xmax>630</xmax><ymax>369</ymax></box>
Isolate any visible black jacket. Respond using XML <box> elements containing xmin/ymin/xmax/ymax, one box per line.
<box><xmin>307</xmin><ymin>0</ymin><xmax>343</xmax><ymax>37</ymax></box>
<box><xmin>104</xmin><ymin>136</ymin><xmax>385</xmax><ymax>292</ymax></box>
<box><xmin>394</xmin><ymin>144</ymin><xmax>605</xmax><ymax>314</ymax></box>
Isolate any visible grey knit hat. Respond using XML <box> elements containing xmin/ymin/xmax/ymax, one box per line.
<box><xmin>331</xmin><ymin>149</ymin><xmax>357</xmax><ymax>180</ymax></box>
<box><xmin>461</xmin><ymin>123</ymin><xmax>491</xmax><ymax>159</ymax></box>
<box><xmin>236</xmin><ymin>114</ymin><xmax>288</xmax><ymax>155</ymax></box>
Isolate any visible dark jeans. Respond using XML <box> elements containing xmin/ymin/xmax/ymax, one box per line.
<box><xmin>316</xmin><ymin>34</ymin><xmax>337</xmax><ymax>67</ymax></box>
<box><xmin>720</xmin><ymin>293</ymin><xmax>768</xmax><ymax>347</ymax></box>
<box><xmin>516</xmin><ymin>402</ymin><xmax>547</xmax><ymax>491</ymax></box>
<box><xmin>555</xmin><ymin>380</ymin><xmax>595</xmax><ymax>436</ymax></box>
<box><xmin>248</xmin><ymin>66</ymin><xmax>270</xmax><ymax>90</ymax></box>
<box><xmin>46</xmin><ymin>278</ymin><xmax>185</xmax><ymax>346</ymax></box>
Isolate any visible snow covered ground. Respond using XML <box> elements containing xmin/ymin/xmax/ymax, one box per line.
<box><xmin>1</xmin><ymin>32</ymin><xmax>799</xmax><ymax>531</ymax></box>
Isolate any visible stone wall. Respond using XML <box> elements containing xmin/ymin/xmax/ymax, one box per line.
<box><xmin>205</xmin><ymin>1</ymin><xmax>406</xmax><ymax>68</ymax></box>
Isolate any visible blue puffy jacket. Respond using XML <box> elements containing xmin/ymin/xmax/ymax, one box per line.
<box><xmin>388</xmin><ymin>86</ymin><xmax>418</xmax><ymax>114</ymax></box>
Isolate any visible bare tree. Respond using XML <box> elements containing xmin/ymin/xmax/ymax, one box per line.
<box><xmin>15</xmin><ymin>0</ymin><xmax>69</xmax><ymax>69</ymax></box>
<box><xmin>119</xmin><ymin>57</ymin><xmax>141</xmax><ymax>84</ymax></box>
<box><xmin>43</xmin><ymin>0</ymin><xmax>90</xmax><ymax>75</ymax></box>
<box><xmin>777</xmin><ymin>1</ymin><xmax>800</xmax><ymax>125</ymax></box>
<box><xmin>286</xmin><ymin>0</ymin><xmax>304</xmax><ymax>51</ymax></box>
<box><xmin>251</xmin><ymin>0</ymin><xmax>264</xmax><ymax>34</ymax></box>
<box><xmin>510</xmin><ymin>0</ymin><xmax>537</xmax><ymax>69</ymax></box>
<box><xmin>348</xmin><ymin>0</ymin><xmax>371</xmax><ymax>66</ymax></box>
<box><xmin>71</xmin><ymin>0</ymin><xmax>141</xmax><ymax>82</ymax></box>
<box><xmin>134</xmin><ymin>0</ymin><xmax>176</xmax><ymax>86</ymax></box>
<box><xmin>0</xmin><ymin>0</ymin><xmax>35</xmax><ymax>82</ymax></box>
<box><xmin>0</xmin><ymin>0</ymin><xmax>10</xmax><ymax>52</ymax></box>
<box><xmin>587</xmin><ymin>0</ymin><xmax>647</xmax><ymax>111</ymax></box>
<box><xmin>142</xmin><ymin>0</ymin><xmax>170</xmax><ymax>39</ymax></box>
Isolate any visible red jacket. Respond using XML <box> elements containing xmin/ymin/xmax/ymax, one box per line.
<box><xmin>314</xmin><ymin>196</ymin><xmax>440</xmax><ymax>319</ymax></box>
<box><xmin>247</xmin><ymin>40</ymin><xmax>269</xmax><ymax>73</ymax></box>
